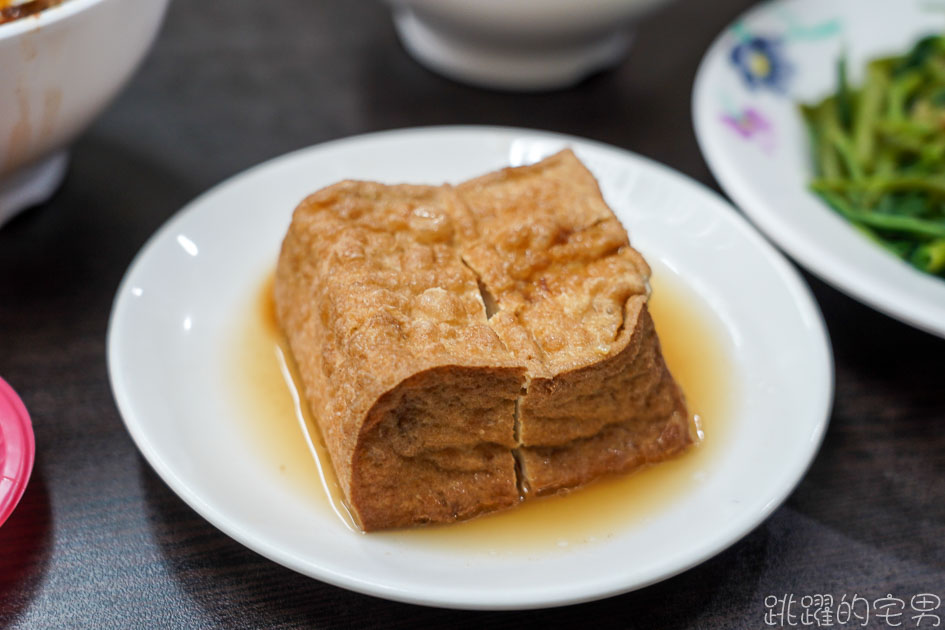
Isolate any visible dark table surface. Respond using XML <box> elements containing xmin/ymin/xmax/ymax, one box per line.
<box><xmin>1</xmin><ymin>1</ymin><xmax>943</xmax><ymax>628</ymax></box>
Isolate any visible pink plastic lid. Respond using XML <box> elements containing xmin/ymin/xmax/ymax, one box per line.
<box><xmin>0</xmin><ymin>376</ymin><xmax>34</xmax><ymax>527</ymax></box>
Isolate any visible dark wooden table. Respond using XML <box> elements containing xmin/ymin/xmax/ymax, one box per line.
<box><xmin>1</xmin><ymin>1</ymin><xmax>943</xmax><ymax>628</ymax></box>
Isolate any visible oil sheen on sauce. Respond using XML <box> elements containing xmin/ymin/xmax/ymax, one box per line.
<box><xmin>233</xmin><ymin>269</ymin><xmax>734</xmax><ymax>553</ymax></box>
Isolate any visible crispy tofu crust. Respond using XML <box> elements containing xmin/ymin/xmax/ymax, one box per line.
<box><xmin>275</xmin><ymin>150</ymin><xmax>690</xmax><ymax>530</ymax></box>
<box><xmin>455</xmin><ymin>151</ymin><xmax>689</xmax><ymax>495</ymax></box>
<box><xmin>275</xmin><ymin>181</ymin><xmax>525</xmax><ymax>530</ymax></box>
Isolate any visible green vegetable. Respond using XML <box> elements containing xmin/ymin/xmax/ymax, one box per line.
<box><xmin>800</xmin><ymin>34</ymin><xmax>945</xmax><ymax>278</ymax></box>
<box><xmin>912</xmin><ymin>238</ymin><xmax>945</xmax><ymax>272</ymax></box>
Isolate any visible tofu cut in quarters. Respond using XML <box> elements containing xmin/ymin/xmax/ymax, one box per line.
<box><xmin>274</xmin><ymin>150</ymin><xmax>690</xmax><ymax>531</ymax></box>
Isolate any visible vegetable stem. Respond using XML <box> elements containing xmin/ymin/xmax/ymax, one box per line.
<box><xmin>798</xmin><ymin>33</ymin><xmax>945</xmax><ymax>278</ymax></box>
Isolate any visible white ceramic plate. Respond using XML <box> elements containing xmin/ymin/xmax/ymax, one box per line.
<box><xmin>693</xmin><ymin>0</ymin><xmax>945</xmax><ymax>338</ymax></box>
<box><xmin>108</xmin><ymin>127</ymin><xmax>832</xmax><ymax>610</ymax></box>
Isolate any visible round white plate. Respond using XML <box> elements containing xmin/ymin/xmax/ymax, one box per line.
<box><xmin>107</xmin><ymin>127</ymin><xmax>832</xmax><ymax>610</ymax></box>
<box><xmin>693</xmin><ymin>0</ymin><xmax>945</xmax><ymax>338</ymax></box>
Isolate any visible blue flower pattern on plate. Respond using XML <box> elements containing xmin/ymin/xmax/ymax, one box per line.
<box><xmin>730</xmin><ymin>36</ymin><xmax>792</xmax><ymax>92</ymax></box>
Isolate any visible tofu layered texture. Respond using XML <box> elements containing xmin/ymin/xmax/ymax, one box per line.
<box><xmin>275</xmin><ymin>150</ymin><xmax>690</xmax><ymax>531</ymax></box>
<box><xmin>457</xmin><ymin>152</ymin><xmax>690</xmax><ymax>496</ymax></box>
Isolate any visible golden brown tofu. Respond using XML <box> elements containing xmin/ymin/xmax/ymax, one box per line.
<box><xmin>275</xmin><ymin>181</ymin><xmax>525</xmax><ymax>530</ymax></box>
<box><xmin>275</xmin><ymin>151</ymin><xmax>690</xmax><ymax>530</ymax></box>
<box><xmin>455</xmin><ymin>150</ymin><xmax>690</xmax><ymax>495</ymax></box>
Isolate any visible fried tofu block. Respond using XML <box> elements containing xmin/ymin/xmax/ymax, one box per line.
<box><xmin>275</xmin><ymin>181</ymin><xmax>525</xmax><ymax>530</ymax></box>
<box><xmin>456</xmin><ymin>150</ymin><xmax>690</xmax><ymax>496</ymax></box>
<box><xmin>275</xmin><ymin>150</ymin><xmax>690</xmax><ymax>530</ymax></box>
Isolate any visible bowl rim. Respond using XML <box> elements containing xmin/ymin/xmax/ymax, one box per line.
<box><xmin>0</xmin><ymin>0</ymin><xmax>107</xmax><ymax>42</ymax></box>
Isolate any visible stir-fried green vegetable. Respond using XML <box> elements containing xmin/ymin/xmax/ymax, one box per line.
<box><xmin>800</xmin><ymin>34</ymin><xmax>945</xmax><ymax>277</ymax></box>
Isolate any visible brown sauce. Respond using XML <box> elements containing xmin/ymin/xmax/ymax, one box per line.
<box><xmin>0</xmin><ymin>0</ymin><xmax>63</xmax><ymax>25</ymax></box>
<box><xmin>232</xmin><ymin>267</ymin><xmax>734</xmax><ymax>553</ymax></box>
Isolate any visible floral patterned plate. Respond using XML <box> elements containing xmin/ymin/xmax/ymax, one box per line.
<box><xmin>693</xmin><ymin>0</ymin><xmax>945</xmax><ymax>339</ymax></box>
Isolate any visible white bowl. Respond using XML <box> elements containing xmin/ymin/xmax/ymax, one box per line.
<box><xmin>0</xmin><ymin>0</ymin><xmax>169</xmax><ymax>225</ymax></box>
<box><xmin>385</xmin><ymin>0</ymin><xmax>673</xmax><ymax>91</ymax></box>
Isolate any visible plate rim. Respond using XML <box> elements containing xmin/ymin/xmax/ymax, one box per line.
<box><xmin>691</xmin><ymin>0</ymin><xmax>945</xmax><ymax>340</ymax></box>
<box><xmin>107</xmin><ymin>125</ymin><xmax>834</xmax><ymax>610</ymax></box>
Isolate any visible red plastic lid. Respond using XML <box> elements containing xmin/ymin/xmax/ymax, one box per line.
<box><xmin>0</xmin><ymin>376</ymin><xmax>34</xmax><ymax>527</ymax></box>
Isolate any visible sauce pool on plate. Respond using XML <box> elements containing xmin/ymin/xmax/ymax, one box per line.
<box><xmin>232</xmin><ymin>269</ymin><xmax>735</xmax><ymax>553</ymax></box>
